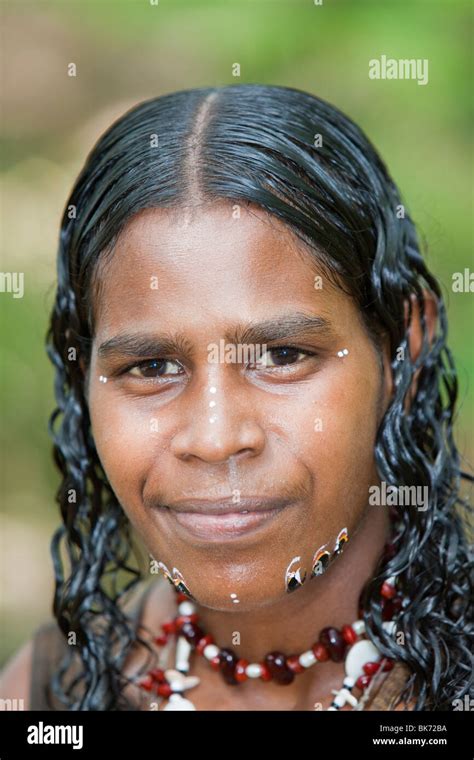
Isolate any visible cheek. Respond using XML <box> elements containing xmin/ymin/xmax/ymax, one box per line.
<box><xmin>270</xmin><ymin>360</ymin><xmax>381</xmax><ymax>517</ymax></box>
<box><xmin>88</xmin><ymin>390</ymin><xmax>155</xmax><ymax>517</ymax></box>
<box><xmin>312</xmin><ymin>365</ymin><xmax>381</xmax><ymax>513</ymax></box>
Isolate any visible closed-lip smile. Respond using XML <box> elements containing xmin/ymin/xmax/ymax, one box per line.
<box><xmin>155</xmin><ymin>496</ymin><xmax>295</xmax><ymax>542</ymax></box>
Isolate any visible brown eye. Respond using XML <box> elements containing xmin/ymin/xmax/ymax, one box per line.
<box><xmin>256</xmin><ymin>346</ymin><xmax>310</xmax><ymax>368</ymax></box>
<box><xmin>129</xmin><ymin>359</ymin><xmax>183</xmax><ymax>378</ymax></box>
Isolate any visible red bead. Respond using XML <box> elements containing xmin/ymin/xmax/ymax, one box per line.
<box><xmin>287</xmin><ymin>655</ymin><xmax>305</xmax><ymax>674</ymax></box>
<box><xmin>382</xmin><ymin>599</ymin><xmax>402</xmax><ymax>621</ymax></box>
<box><xmin>154</xmin><ymin>634</ymin><xmax>168</xmax><ymax>646</ymax></box>
<box><xmin>341</xmin><ymin>625</ymin><xmax>357</xmax><ymax>645</ymax></box>
<box><xmin>382</xmin><ymin>659</ymin><xmax>395</xmax><ymax>672</ymax></box>
<box><xmin>312</xmin><ymin>643</ymin><xmax>329</xmax><ymax>662</ymax></box>
<box><xmin>356</xmin><ymin>675</ymin><xmax>371</xmax><ymax>690</ymax></box>
<box><xmin>363</xmin><ymin>661</ymin><xmax>381</xmax><ymax>676</ymax></box>
<box><xmin>381</xmin><ymin>581</ymin><xmax>396</xmax><ymax>599</ymax></box>
<box><xmin>139</xmin><ymin>676</ymin><xmax>153</xmax><ymax>691</ymax></box>
<box><xmin>259</xmin><ymin>663</ymin><xmax>272</xmax><ymax>682</ymax></box>
<box><xmin>210</xmin><ymin>656</ymin><xmax>221</xmax><ymax>671</ymax></box>
<box><xmin>162</xmin><ymin>620</ymin><xmax>177</xmax><ymax>635</ymax></box>
<box><xmin>196</xmin><ymin>634</ymin><xmax>214</xmax><ymax>655</ymax></box>
<box><xmin>149</xmin><ymin>668</ymin><xmax>166</xmax><ymax>683</ymax></box>
<box><xmin>235</xmin><ymin>659</ymin><xmax>249</xmax><ymax>682</ymax></box>
<box><xmin>157</xmin><ymin>683</ymin><xmax>172</xmax><ymax>698</ymax></box>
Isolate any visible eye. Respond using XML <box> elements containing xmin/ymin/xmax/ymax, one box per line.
<box><xmin>253</xmin><ymin>346</ymin><xmax>315</xmax><ymax>369</ymax></box>
<box><xmin>127</xmin><ymin>359</ymin><xmax>184</xmax><ymax>379</ymax></box>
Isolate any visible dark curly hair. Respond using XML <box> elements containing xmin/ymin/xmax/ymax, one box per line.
<box><xmin>46</xmin><ymin>84</ymin><xmax>473</xmax><ymax>711</ymax></box>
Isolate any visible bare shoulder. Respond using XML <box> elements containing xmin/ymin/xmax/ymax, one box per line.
<box><xmin>121</xmin><ymin>578</ymin><xmax>178</xmax><ymax>709</ymax></box>
<box><xmin>0</xmin><ymin>637</ymin><xmax>34</xmax><ymax>710</ymax></box>
<box><xmin>394</xmin><ymin>698</ymin><xmax>417</xmax><ymax>711</ymax></box>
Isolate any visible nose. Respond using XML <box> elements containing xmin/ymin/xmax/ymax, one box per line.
<box><xmin>169</xmin><ymin>375</ymin><xmax>266</xmax><ymax>464</ymax></box>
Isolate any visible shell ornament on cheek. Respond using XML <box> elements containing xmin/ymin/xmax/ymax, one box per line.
<box><xmin>310</xmin><ymin>529</ymin><xmax>350</xmax><ymax>580</ymax></box>
<box><xmin>311</xmin><ymin>546</ymin><xmax>331</xmax><ymax>578</ymax></box>
<box><xmin>158</xmin><ymin>562</ymin><xmax>196</xmax><ymax>600</ymax></box>
<box><xmin>334</xmin><ymin>527</ymin><xmax>349</xmax><ymax>556</ymax></box>
<box><xmin>285</xmin><ymin>556</ymin><xmax>307</xmax><ymax>593</ymax></box>
<box><xmin>286</xmin><ymin>529</ymin><xmax>351</xmax><ymax>591</ymax></box>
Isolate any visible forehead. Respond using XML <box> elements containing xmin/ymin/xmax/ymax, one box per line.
<box><xmin>91</xmin><ymin>202</ymin><xmax>351</xmax><ymax>337</ymax></box>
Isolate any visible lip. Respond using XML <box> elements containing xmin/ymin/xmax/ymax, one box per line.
<box><xmin>156</xmin><ymin>497</ymin><xmax>294</xmax><ymax>542</ymax></box>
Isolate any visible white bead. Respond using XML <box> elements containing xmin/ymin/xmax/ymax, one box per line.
<box><xmin>168</xmin><ymin>678</ymin><xmax>186</xmax><ymax>692</ymax></box>
<box><xmin>178</xmin><ymin>601</ymin><xmax>196</xmax><ymax>616</ymax></box>
<box><xmin>164</xmin><ymin>669</ymin><xmax>200</xmax><ymax>693</ymax></box>
<box><xmin>333</xmin><ymin>693</ymin><xmax>346</xmax><ymax>707</ymax></box>
<box><xmin>163</xmin><ymin>693</ymin><xmax>196</xmax><ymax>711</ymax></box>
<box><xmin>352</xmin><ymin>619</ymin><xmax>365</xmax><ymax>636</ymax></box>
<box><xmin>383</xmin><ymin>620</ymin><xmax>396</xmax><ymax>636</ymax></box>
<box><xmin>299</xmin><ymin>650</ymin><xmax>317</xmax><ymax>668</ymax></box>
<box><xmin>327</xmin><ymin>706</ymin><xmax>337</xmax><ymax>711</ymax></box>
<box><xmin>175</xmin><ymin>636</ymin><xmax>192</xmax><ymax>672</ymax></box>
<box><xmin>345</xmin><ymin>639</ymin><xmax>381</xmax><ymax>680</ymax></box>
<box><xmin>343</xmin><ymin>676</ymin><xmax>355</xmax><ymax>688</ymax></box>
<box><xmin>203</xmin><ymin>644</ymin><xmax>219</xmax><ymax>660</ymax></box>
<box><xmin>344</xmin><ymin>691</ymin><xmax>359</xmax><ymax>708</ymax></box>
<box><xmin>246</xmin><ymin>663</ymin><xmax>263</xmax><ymax>678</ymax></box>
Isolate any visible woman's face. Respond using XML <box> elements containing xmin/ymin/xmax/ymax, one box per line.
<box><xmin>87</xmin><ymin>203</ymin><xmax>391</xmax><ymax>611</ymax></box>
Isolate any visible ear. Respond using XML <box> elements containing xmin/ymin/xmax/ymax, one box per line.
<box><xmin>405</xmin><ymin>291</ymin><xmax>438</xmax><ymax>362</ymax></box>
<box><xmin>378</xmin><ymin>290</ymin><xmax>438</xmax><ymax>414</ymax></box>
<box><xmin>78</xmin><ymin>354</ymin><xmax>87</xmax><ymax>375</ymax></box>
<box><xmin>404</xmin><ymin>291</ymin><xmax>438</xmax><ymax>402</ymax></box>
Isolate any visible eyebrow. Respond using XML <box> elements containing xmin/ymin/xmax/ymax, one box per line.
<box><xmin>97</xmin><ymin>312</ymin><xmax>335</xmax><ymax>361</ymax></box>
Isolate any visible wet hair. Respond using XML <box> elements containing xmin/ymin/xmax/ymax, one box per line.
<box><xmin>46</xmin><ymin>84</ymin><xmax>473</xmax><ymax>710</ymax></box>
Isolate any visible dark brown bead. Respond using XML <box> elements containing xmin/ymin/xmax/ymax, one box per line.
<box><xmin>382</xmin><ymin>600</ymin><xmax>395</xmax><ymax>621</ymax></box>
<box><xmin>319</xmin><ymin>627</ymin><xmax>346</xmax><ymax>662</ymax></box>
<box><xmin>180</xmin><ymin>621</ymin><xmax>204</xmax><ymax>646</ymax></box>
<box><xmin>264</xmin><ymin>651</ymin><xmax>295</xmax><ymax>685</ymax></box>
<box><xmin>219</xmin><ymin>648</ymin><xmax>239</xmax><ymax>685</ymax></box>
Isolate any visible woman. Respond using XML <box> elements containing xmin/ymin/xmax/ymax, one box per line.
<box><xmin>1</xmin><ymin>84</ymin><xmax>472</xmax><ymax>711</ymax></box>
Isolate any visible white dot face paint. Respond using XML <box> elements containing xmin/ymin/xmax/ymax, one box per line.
<box><xmin>99</xmin><ymin>375</ymin><xmax>108</xmax><ymax>383</ymax></box>
<box><xmin>230</xmin><ymin>593</ymin><xmax>240</xmax><ymax>604</ymax></box>
<box><xmin>337</xmin><ymin>348</ymin><xmax>349</xmax><ymax>358</ymax></box>
<box><xmin>208</xmin><ymin>385</ymin><xmax>217</xmax><ymax>424</ymax></box>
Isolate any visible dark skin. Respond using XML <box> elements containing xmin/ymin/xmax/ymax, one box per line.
<box><xmin>85</xmin><ymin>202</ymin><xmax>395</xmax><ymax>710</ymax></box>
<box><xmin>0</xmin><ymin>201</ymin><xmax>434</xmax><ymax>710</ymax></box>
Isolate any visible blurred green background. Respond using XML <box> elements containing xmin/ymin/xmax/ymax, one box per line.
<box><xmin>1</xmin><ymin>0</ymin><xmax>473</xmax><ymax>665</ymax></box>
